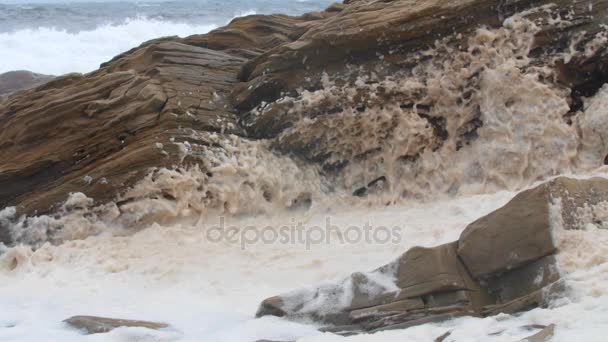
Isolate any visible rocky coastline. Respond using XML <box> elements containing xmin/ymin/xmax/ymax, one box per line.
<box><xmin>1</xmin><ymin>0</ymin><xmax>608</xmax><ymax>338</ymax></box>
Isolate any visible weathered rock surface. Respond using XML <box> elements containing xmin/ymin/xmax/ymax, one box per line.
<box><xmin>519</xmin><ymin>324</ymin><xmax>556</xmax><ymax>342</ymax></box>
<box><xmin>0</xmin><ymin>70</ymin><xmax>53</xmax><ymax>97</ymax></box>
<box><xmin>1</xmin><ymin>0</ymin><xmax>607</xmax><ymax>246</ymax></box>
<box><xmin>459</xmin><ymin>176</ymin><xmax>608</xmax><ymax>278</ymax></box>
<box><xmin>256</xmin><ymin>177</ymin><xmax>608</xmax><ymax>334</ymax></box>
<box><xmin>0</xmin><ymin>42</ymin><xmax>245</xmax><ymax>220</ymax></box>
<box><xmin>63</xmin><ymin>315</ymin><xmax>169</xmax><ymax>334</ymax></box>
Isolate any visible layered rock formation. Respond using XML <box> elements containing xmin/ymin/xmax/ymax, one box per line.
<box><xmin>256</xmin><ymin>177</ymin><xmax>608</xmax><ymax>334</ymax></box>
<box><xmin>63</xmin><ymin>315</ymin><xmax>170</xmax><ymax>335</ymax></box>
<box><xmin>1</xmin><ymin>0</ymin><xmax>607</xmax><ymax>247</ymax></box>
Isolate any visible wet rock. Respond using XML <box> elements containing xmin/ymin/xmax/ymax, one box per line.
<box><xmin>234</xmin><ymin>0</ymin><xmax>608</xmax><ymax>138</ymax></box>
<box><xmin>435</xmin><ymin>331</ymin><xmax>452</xmax><ymax>342</ymax></box>
<box><xmin>457</xmin><ymin>186</ymin><xmax>558</xmax><ymax>278</ymax></box>
<box><xmin>519</xmin><ymin>324</ymin><xmax>555</xmax><ymax>342</ymax></box>
<box><xmin>1</xmin><ymin>0</ymin><xmax>606</xmax><ymax>246</ymax></box>
<box><xmin>63</xmin><ymin>315</ymin><xmax>169</xmax><ymax>334</ymax></box>
<box><xmin>483</xmin><ymin>255</ymin><xmax>560</xmax><ymax>303</ymax></box>
<box><xmin>257</xmin><ymin>270</ymin><xmax>401</xmax><ymax>326</ymax></box>
<box><xmin>481</xmin><ymin>280</ymin><xmax>566</xmax><ymax>317</ymax></box>
<box><xmin>368</xmin><ymin>312</ymin><xmax>470</xmax><ymax>333</ymax></box>
<box><xmin>458</xmin><ymin>177</ymin><xmax>608</xmax><ymax>278</ymax></box>
<box><xmin>349</xmin><ymin>298</ymin><xmax>424</xmax><ymax>322</ymax></box>
<box><xmin>0</xmin><ymin>42</ymin><xmax>246</xmax><ymax>231</ymax></box>
<box><xmin>256</xmin><ymin>177</ymin><xmax>607</xmax><ymax>333</ymax></box>
<box><xmin>256</xmin><ymin>296</ymin><xmax>287</xmax><ymax>318</ymax></box>
<box><xmin>395</xmin><ymin>242</ymin><xmax>472</xmax><ymax>298</ymax></box>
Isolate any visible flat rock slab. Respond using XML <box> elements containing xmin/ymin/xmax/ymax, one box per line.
<box><xmin>519</xmin><ymin>324</ymin><xmax>555</xmax><ymax>342</ymax></box>
<box><xmin>63</xmin><ymin>315</ymin><xmax>169</xmax><ymax>334</ymax></box>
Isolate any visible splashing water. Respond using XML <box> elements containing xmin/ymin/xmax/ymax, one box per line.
<box><xmin>1</xmin><ymin>12</ymin><xmax>608</xmax><ymax>342</ymax></box>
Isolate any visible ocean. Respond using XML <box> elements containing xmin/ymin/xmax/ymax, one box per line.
<box><xmin>0</xmin><ymin>0</ymin><xmax>334</xmax><ymax>74</ymax></box>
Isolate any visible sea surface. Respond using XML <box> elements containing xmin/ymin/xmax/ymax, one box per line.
<box><xmin>0</xmin><ymin>0</ymin><xmax>334</xmax><ymax>74</ymax></box>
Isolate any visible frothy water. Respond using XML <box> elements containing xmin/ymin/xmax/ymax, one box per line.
<box><xmin>2</xmin><ymin>182</ymin><xmax>608</xmax><ymax>341</ymax></box>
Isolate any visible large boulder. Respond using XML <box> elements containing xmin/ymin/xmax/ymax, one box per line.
<box><xmin>0</xmin><ymin>42</ymin><xmax>246</xmax><ymax>217</ymax></box>
<box><xmin>256</xmin><ymin>177</ymin><xmax>608</xmax><ymax>334</ymax></box>
<box><xmin>458</xmin><ymin>177</ymin><xmax>608</xmax><ymax>278</ymax></box>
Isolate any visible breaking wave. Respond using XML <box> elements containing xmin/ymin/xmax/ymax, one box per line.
<box><xmin>0</xmin><ymin>17</ymin><xmax>216</xmax><ymax>75</ymax></box>
<box><xmin>3</xmin><ymin>14</ymin><xmax>608</xmax><ymax>247</ymax></box>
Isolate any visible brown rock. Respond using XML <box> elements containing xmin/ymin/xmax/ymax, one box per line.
<box><xmin>349</xmin><ymin>298</ymin><xmax>425</xmax><ymax>322</ymax></box>
<box><xmin>1</xmin><ymin>0</ymin><xmax>606</xmax><ymax>247</ymax></box>
<box><xmin>368</xmin><ymin>312</ymin><xmax>469</xmax><ymax>333</ymax></box>
<box><xmin>435</xmin><ymin>331</ymin><xmax>452</xmax><ymax>342</ymax></box>
<box><xmin>63</xmin><ymin>315</ymin><xmax>169</xmax><ymax>334</ymax></box>
<box><xmin>255</xmin><ymin>177</ymin><xmax>607</xmax><ymax>333</ymax></box>
<box><xmin>519</xmin><ymin>324</ymin><xmax>556</xmax><ymax>342</ymax></box>
<box><xmin>395</xmin><ymin>242</ymin><xmax>471</xmax><ymax>298</ymax></box>
<box><xmin>481</xmin><ymin>281</ymin><xmax>566</xmax><ymax>316</ymax></box>
<box><xmin>0</xmin><ymin>41</ymin><xmax>246</xmax><ymax>244</ymax></box>
<box><xmin>233</xmin><ymin>0</ymin><xmax>608</xmax><ymax>129</ymax></box>
<box><xmin>484</xmin><ymin>255</ymin><xmax>560</xmax><ymax>303</ymax></box>
<box><xmin>256</xmin><ymin>296</ymin><xmax>287</xmax><ymax>318</ymax></box>
<box><xmin>457</xmin><ymin>184</ymin><xmax>557</xmax><ymax>278</ymax></box>
<box><xmin>458</xmin><ymin>177</ymin><xmax>608</xmax><ymax>278</ymax></box>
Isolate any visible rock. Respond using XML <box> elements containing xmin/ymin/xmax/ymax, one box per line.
<box><xmin>257</xmin><ymin>270</ymin><xmax>401</xmax><ymax>326</ymax></box>
<box><xmin>349</xmin><ymin>298</ymin><xmax>424</xmax><ymax>322</ymax></box>
<box><xmin>1</xmin><ymin>0</ymin><xmax>606</xmax><ymax>247</ymax></box>
<box><xmin>0</xmin><ymin>41</ymin><xmax>246</xmax><ymax>238</ymax></box>
<box><xmin>394</xmin><ymin>242</ymin><xmax>472</xmax><ymax>298</ymax></box>
<box><xmin>63</xmin><ymin>315</ymin><xmax>169</xmax><ymax>334</ymax></box>
<box><xmin>368</xmin><ymin>312</ymin><xmax>470</xmax><ymax>333</ymax></box>
<box><xmin>0</xmin><ymin>70</ymin><xmax>53</xmax><ymax>96</ymax></box>
<box><xmin>457</xmin><ymin>184</ymin><xmax>558</xmax><ymax>278</ymax></box>
<box><xmin>256</xmin><ymin>177</ymin><xmax>608</xmax><ymax>333</ymax></box>
<box><xmin>0</xmin><ymin>0</ymin><xmax>603</xmax><ymax>336</ymax></box>
<box><xmin>483</xmin><ymin>255</ymin><xmax>560</xmax><ymax>303</ymax></box>
<box><xmin>481</xmin><ymin>280</ymin><xmax>566</xmax><ymax>317</ymax></box>
<box><xmin>435</xmin><ymin>331</ymin><xmax>452</xmax><ymax>342</ymax></box>
<box><xmin>234</xmin><ymin>0</ymin><xmax>608</xmax><ymax>136</ymax></box>
<box><xmin>519</xmin><ymin>324</ymin><xmax>556</xmax><ymax>342</ymax></box>
<box><xmin>256</xmin><ymin>296</ymin><xmax>287</xmax><ymax>318</ymax></box>
<box><xmin>458</xmin><ymin>177</ymin><xmax>608</xmax><ymax>278</ymax></box>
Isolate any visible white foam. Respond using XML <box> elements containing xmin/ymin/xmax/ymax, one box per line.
<box><xmin>0</xmin><ymin>190</ymin><xmax>514</xmax><ymax>341</ymax></box>
<box><xmin>0</xmin><ymin>17</ymin><xmax>216</xmax><ymax>75</ymax></box>
<box><xmin>2</xmin><ymin>182</ymin><xmax>608</xmax><ymax>341</ymax></box>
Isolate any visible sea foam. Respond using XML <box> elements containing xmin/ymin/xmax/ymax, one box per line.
<box><xmin>0</xmin><ymin>17</ymin><xmax>216</xmax><ymax>75</ymax></box>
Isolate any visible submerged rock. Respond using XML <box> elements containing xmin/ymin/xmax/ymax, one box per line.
<box><xmin>63</xmin><ymin>315</ymin><xmax>169</xmax><ymax>334</ymax></box>
<box><xmin>256</xmin><ymin>177</ymin><xmax>608</xmax><ymax>334</ymax></box>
